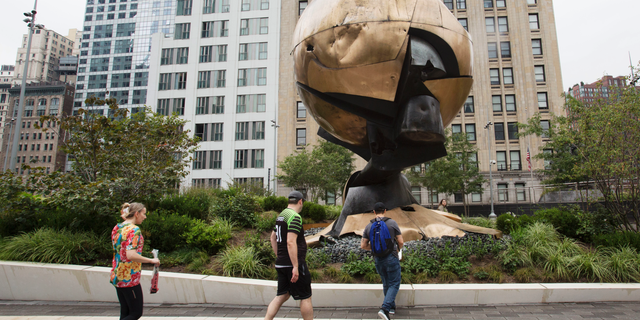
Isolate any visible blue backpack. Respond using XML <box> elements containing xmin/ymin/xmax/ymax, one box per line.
<box><xmin>370</xmin><ymin>218</ymin><xmax>394</xmax><ymax>257</ymax></box>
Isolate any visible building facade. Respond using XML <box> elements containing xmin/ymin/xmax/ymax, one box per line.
<box><xmin>568</xmin><ymin>75</ymin><xmax>637</xmax><ymax>106</ymax></box>
<box><xmin>74</xmin><ymin>0</ymin><xmax>180</xmax><ymax>113</ymax></box>
<box><xmin>0</xmin><ymin>66</ymin><xmax>15</xmax><ymax>153</ymax></box>
<box><xmin>0</xmin><ymin>82</ymin><xmax>75</xmax><ymax>173</ymax></box>
<box><xmin>277</xmin><ymin>0</ymin><xmax>564</xmax><ymax>208</ymax></box>
<box><xmin>13</xmin><ymin>29</ymin><xmax>75</xmax><ymax>85</ymax></box>
<box><xmin>146</xmin><ymin>0</ymin><xmax>279</xmax><ymax>189</ymax></box>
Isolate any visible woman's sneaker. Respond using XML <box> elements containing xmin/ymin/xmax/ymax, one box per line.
<box><xmin>378</xmin><ymin>309</ymin><xmax>390</xmax><ymax>320</ymax></box>
<box><xmin>389</xmin><ymin>308</ymin><xmax>396</xmax><ymax>315</ymax></box>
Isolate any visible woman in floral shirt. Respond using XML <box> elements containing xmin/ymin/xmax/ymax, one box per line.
<box><xmin>110</xmin><ymin>202</ymin><xmax>160</xmax><ymax>320</ymax></box>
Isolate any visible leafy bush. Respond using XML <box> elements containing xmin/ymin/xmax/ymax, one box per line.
<box><xmin>244</xmin><ymin>233</ymin><xmax>275</xmax><ymax>265</ymax></box>
<box><xmin>218</xmin><ymin>246</ymin><xmax>267</xmax><ymax>278</ymax></box>
<box><xmin>306</xmin><ymin>249</ymin><xmax>330</xmax><ymax>269</ymax></box>
<box><xmin>209</xmin><ymin>190</ymin><xmax>260</xmax><ymax>227</ymax></box>
<box><xmin>462</xmin><ymin>217</ymin><xmax>496</xmax><ymax>229</ymax></box>
<box><xmin>440</xmin><ymin>256</ymin><xmax>472</xmax><ymax>277</ymax></box>
<box><xmin>534</xmin><ymin>206</ymin><xmax>581</xmax><ymax>239</ymax></box>
<box><xmin>159</xmin><ymin>247</ymin><xmax>207</xmax><ymax>268</ymax></box>
<box><xmin>184</xmin><ymin>219</ymin><xmax>233</xmax><ymax>255</ymax></box>
<box><xmin>155</xmin><ymin>188</ymin><xmax>215</xmax><ymax>221</ymax></box>
<box><xmin>323</xmin><ymin>205</ymin><xmax>342</xmax><ymax>220</ymax></box>
<box><xmin>0</xmin><ymin>228</ymin><xmax>110</xmax><ymax>264</ymax></box>
<box><xmin>603</xmin><ymin>246</ymin><xmax>640</xmax><ymax>282</ymax></box>
<box><xmin>592</xmin><ymin>231</ymin><xmax>640</xmax><ymax>252</ymax></box>
<box><xmin>300</xmin><ymin>202</ymin><xmax>326</xmax><ymax>222</ymax></box>
<box><xmin>141</xmin><ymin>209</ymin><xmax>193</xmax><ymax>252</ymax></box>
<box><xmin>341</xmin><ymin>256</ymin><xmax>376</xmax><ymax>276</ymax></box>
<box><xmin>513</xmin><ymin>267</ymin><xmax>538</xmax><ymax>283</ymax></box>
<box><xmin>255</xmin><ymin>211</ymin><xmax>278</xmax><ymax>233</ymax></box>
<box><xmin>262</xmin><ymin>196</ymin><xmax>288</xmax><ymax>212</ymax></box>
<box><xmin>401</xmin><ymin>249</ymin><xmax>439</xmax><ymax>276</ymax></box>
<box><xmin>496</xmin><ymin>213</ymin><xmax>518</xmax><ymax>234</ymax></box>
<box><xmin>438</xmin><ymin>270</ymin><xmax>457</xmax><ymax>283</ymax></box>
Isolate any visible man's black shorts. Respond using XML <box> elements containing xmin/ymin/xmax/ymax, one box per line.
<box><xmin>276</xmin><ymin>262</ymin><xmax>312</xmax><ymax>300</ymax></box>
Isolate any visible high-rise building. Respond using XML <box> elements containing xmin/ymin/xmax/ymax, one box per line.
<box><xmin>0</xmin><ymin>66</ymin><xmax>15</xmax><ymax>154</ymax></box>
<box><xmin>147</xmin><ymin>0</ymin><xmax>278</xmax><ymax>189</ymax></box>
<box><xmin>13</xmin><ymin>29</ymin><xmax>75</xmax><ymax>85</ymax></box>
<box><xmin>568</xmin><ymin>75</ymin><xmax>638</xmax><ymax>106</ymax></box>
<box><xmin>0</xmin><ymin>82</ymin><xmax>74</xmax><ymax>173</ymax></box>
<box><xmin>74</xmin><ymin>0</ymin><xmax>180</xmax><ymax>113</ymax></box>
<box><xmin>277</xmin><ymin>0</ymin><xmax>564</xmax><ymax>207</ymax></box>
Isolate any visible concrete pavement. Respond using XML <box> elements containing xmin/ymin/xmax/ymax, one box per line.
<box><xmin>2</xmin><ymin>300</ymin><xmax>640</xmax><ymax>319</ymax></box>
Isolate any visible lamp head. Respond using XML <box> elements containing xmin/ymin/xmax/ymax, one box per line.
<box><xmin>24</xmin><ymin>12</ymin><xmax>33</xmax><ymax>17</ymax></box>
<box><xmin>23</xmin><ymin>18</ymin><xmax>31</xmax><ymax>23</ymax></box>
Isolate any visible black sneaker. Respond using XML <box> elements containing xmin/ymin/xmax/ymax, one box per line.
<box><xmin>389</xmin><ymin>308</ymin><xmax>395</xmax><ymax>315</ymax></box>
<box><xmin>378</xmin><ymin>309</ymin><xmax>390</xmax><ymax>320</ymax></box>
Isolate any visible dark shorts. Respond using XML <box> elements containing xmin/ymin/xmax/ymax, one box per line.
<box><xmin>276</xmin><ymin>262</ymin><xmax>312</xmax><ymax>300</ymax></box>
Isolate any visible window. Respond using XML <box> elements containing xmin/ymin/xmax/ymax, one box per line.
<box><xmin>496</xmin><ymin>151</ymin><xmax>507</xmax><ymax>171</ymax></box>
<box><xmin>195</xmin><ymin>123</ymin><xmax>208</xmax><ymax>141</ymax></box>
<box><xmin>494</xmin><ymin>122</ymin><xmax>505</xmax><ymax>140</ymax></box>
<box><xmin>485</xmin><ymin>17</ymin><xmax>495</xmax><ymax>33</ymax></box>
<box><xmin>175</xmin><ymin>23</ymin><xmax>190</xmax><ymax>39</ymax></box>
<box><xmin>158</xmin><ymin>73</ymin><xmax>171</xmax><ymax>90</ymax></box>
<box><xmin>196</xmin><ymin>97</ymin><xmax>209</xmax><ymax>115</ymax></box>
<box><xmin>443</xmin><ymin>0</ymin><xmax>453</xmax><ymax>10</ymax></box>
<box><xmin>411</xmin><ymin>186</ymin><xmax>422</xmax><ymax>203</ymax></box>
<box><xmin>202</xmin><ymin>21</ymin><xmax>213</xmax><ymax>38</ymax></box>
<box><xmin>451</xmin><ymin>124</ymin><xmax>461</xmax><ymax>133</ymax></box>
<box><xmin>488</xmin><ymin>42</ymin><xmax>498</xmax><ymax>59</ymax></box>
<box><xmin>236</xmin><ymin>122</ymin><xmax>249</xmax><ymax>140</ymax></box>
<box><xmin>173</xmin><ymin>98</ymin><xmax>185</xmax><ymax>115</ymax></box>
<box><xmin>543</xmin><ymin>149</ymin><xmax>552</xmax><ymax>169</ymax></box>
<box><xmin>242</xmin><ymin>0</ymin><xmax>250</xmax><ymax>11</ymax></box>
<box><xmin>238</xmin><ymin>69</ymin><xmax>247</xmax><ymax>86</ymax></box>
<box><xmin>220</xmin><ymin>20</ymin><xmax>228</xmax><ymax>37</ymax></box>
<box><xmin>472</xmin><ymin>191</ymin><xmax>481</xmax><ymax>202</ymax></box>
<box><xmin>505</xmin><ymin>95</ymin><xmax>516</xmax><ymax>112</ymax></box>
<box><xmin>457</xmin><ymin>0</ymin><xmax>466</xmax><ymax>9</ymax></box>
<box><xmin>297</xmin><ymin>101</ymin><xmax>306</xmax><ymax>118</ymax></box>
<box><xmin>510</xmin><ymin>151</ymin><xmax>521</xmax><ymax>170</ymax></box>
<box><xmin>239</xmin><ymin>44</ymin><xmax>248</xmax><ymax>60</ymax></box>
<box><xmin>490</xmin><ymin>68</ymin><xmax>500</xmax><ymax>85</ymax></box>
<box><xmin>529</xmin><ymin>14</ymin><xmax>539</xmax><ymax>30</ymax></box>
<box><xmin>496</xmin><ymin>0</ymin><xmax>506</xmax><ymax>7</ymax></box>
<box><xmin>484</xmin><ymin>0</ymin><xmax>493</xmax><ymax>8</ymax></box>
<box><xmin>174</xmin><ymin>72</ymin><xmax>187</xmax><ymax>89</ymax></box>
<box><xmin>240</xmin><ymin>19</ymin><xmax>249</xmax><ymax>35</ymax></box>
<box><xmin>157</xmin><ymin>99</ymin><xmax>170</xmax><ymax>115</ymax></box>
<box><xmin>235</xmin><ymin>150</ymin><xmax>248</xmax><ymax>168</ymax></box>
<box><xmin>537</xmin><ymin>92</ymin><xmax>548</xmax><ymax>109</ymax></box>
<box><xmin>532</xmin><ymin>39</ymin><xmax>542</xmax><ymax>55</ymax></box>
<box><xmin>211</xmin><ymin>123</ymin><xmax>223</xmax><ymax>141</ymax></box>
<box><xmin>203</xmin><ymin>0</ymin><xmax>214</xmax><ymax>13</ymax></box>
<box><xmin>458</xmin><ymin>18</ymin><xmax>468</xmax><ymax>31</ymax></box>
<box><xmin>465</xmin><ymin>124</ymin><xmax>476</xmax><ymax>141</ymax></box>
<box><xmin>515</xmin><ymin>183</ymin><xmax>526</xmax><ymax>201</ymax></box>
<box><xmin>540</xmin><ymin>120</ymin><xmax>550</xmax><ymax>138</ymax></box>
<box><xmin>500</xmin><ymin>41</ymin><xmax>511</xmax><ymax>58</ymax></box>
<box><xmin>198</xmin><ymin>71</ymin><xmax>211</xmax><ymax>88</ymax></box>
<box><xmin>498</xmin><ymin>17</ymin><xmax>508</xmax><ymax>33</ymax></box>
<box><xmin>464</xmin><ymin>96</ymin><xmax>474</xmax><ymax>113</ymax></box>
<box><xmin>200</xmin><ymin>46</ymin><xmax>212</xmax><ymax>62</ymax></box>
<box><xmin>261</xmin><ymin>0</ymin><xmax>269</xmax><ymax>10</ymax></box>
<box><xmin>503</xmin><ymin>68</ymin><xmax>513</xmax><ymax>85</ymax></box>
<box><xmin>218</xmin><ymin>45</ymin><xmax>227</xmax><ymax>61</ymax></box>
<box><xmin>507</xmin><ymin>122</ymin><xmax>518</xmax><ymax>140</ymax></box>
<box><xmin>259</xmin><ymin>42</ymin><xmax>268</xmax><ymax>59</ymax></box>
<box><xmin>492</xmin><ymin>95</ymin><xmax>502</xmax><ymax>112</ymax></box>
<box><xmin>236</xmin><ymin>95</ymin><xmax>246</xmax><ymax>113</ymax></box>
<box><xmin>454</xmin><ymin>193</ymin><xmax>463</xmax><ymax>203</ymax></box>
<box><xmin>535</xmin><ymin>65</ymin><xmax>545</xmax><ymax>82</ymax></box>
<box><xmin>214</xmin><ymin>96</ymin><xmax>225</xmax><ymax>113</ymax></box>
<box><xmin>252</xmin><ymin>149</ymin><xmax>264</xmax><ymax>168</ymax></box>
<box><xmin>161</xmin><ymin>48</ymin><xmax>173</xmax><ymax>65</ymax></box>
<box><xmin>299</xmin><ymin>0</ymin><xmax>307</xmax><ymax>15</ymax></box>
<box><xmin>257</xmin><ymin>68</ymin><xmax>267</xmax><ymax>85</ymax></box>
<box><xmin>498</xmin><ymin>184</ymin><xmax>508</xmax><ymax>201</ymax></box>
<box><xmin>252</xmin><ymin>121</ymin><xmax>265</xmax><ymax>140</ymax></box>
<box><xmin>297</xmin><ymin>128</ymin><xmax>306</xmax><ymax>146</ymax></box>
<box><xmin>193</xmin><ymin>151</ymin><xmax>206</xmax><ymax>169</ymax></box>
<box><xmin>527</xmin><ymin>0</ymin><xmax>537</xmax><ymax>4</ymax></box>
<box><xmin>259</xmin><ymin>18</ymin><xmax>269</xmax><ymax>34</ymax></box>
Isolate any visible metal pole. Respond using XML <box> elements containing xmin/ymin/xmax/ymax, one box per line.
<box><xmin>485</xmin><ymin>120</ymin><xmax>496</xmax><ymax>219</ymax></box>
<box><xmin>3</xmin><ymin>119</ymin><xmax>15</xmax><ymax>171</ymax></box>
<box><xmin>271</xmin><ymin>120</ymin><xmax>279</xmax><ymax>195</ymax></box>
<box><xmin>10</xmin><ymin>0</ymin><xmax>39</xmax><ymax>173</ymax></box>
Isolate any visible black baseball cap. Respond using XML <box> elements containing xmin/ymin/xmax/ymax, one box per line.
<box><xmin>374</xmin><ymin>202</ymin><xmax>386</xmax><ymax>212</ymax></box>
<box><xmin>288</xmin><ymin>191</ymin><xmax>305</xmax><ymax>202</ymax></box>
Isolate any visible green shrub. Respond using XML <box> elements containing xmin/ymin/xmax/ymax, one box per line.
<box><xmin>473</xmin><ymin>269</ymin><xmax>489</xmax><ymax>280</ymax></box>
<box><xmin>324</xmin><ymin>266</ymin><xmax>339</xmax><ymax>278</ymax></box>
<box><xmin>299</xmin><ymin>202</ymin><xmax>326</xmax><ymax>222</ymax></box>
<box><xmin>513</xmin><ymin>267</ymin><xmax>538</xmax><ymax>283</ymax></box>
<box><xmin>592</xmin><ymin>231</ymin><xmax>640</xmax><ymax>252</ymax></box>
<box><xmin>218</xmin><ymin>246</ymin><xmax>267</xmax><ymax>278</ymax></box>
<box><xmin>337</xmin><ymin>271</ymin><xmax>354</xmax><ymax>283</ymax></box>
<box><xmin>603</xmin><ymin>246</ymin><xmax>640</xmax><ymax>282</ymax></box>
<box><xmin>341</xmin><ymin>255</ymin><xmax>376</xmax><ymax>276</ymax></box>
<box><xmin>462</xmin><ymin>217</ymin><xmax>496</xmax><ymax>229</ymax></box>
<box><xmin>365</xmin><ymin>271</ymin><xmax>382</xmax><ymax>283</ymax></box>
<box><xmin>306</xmin><ymin>249</ymin><xmax>330</xmax><ymax>269</ymax></box>
<box><xmin>323</xmin><ymin>205</ymin><xmax>342</xmax><ymax>220</ymax></box>
<box><xmin>209</xmin><ymin>191</ymin><xmax>260</xmax><ymax>227</ymax></box>
<box><xmin>438</xmin><ymin>270</ymin><xmax>457</xmax><ymax>283</ymax></box>
<box><xmin>534</xmin><ymin>206</ymin><xmax>581</xmax><ymax>239</ymax></box>
<box><xmin>0</xmin><ymin>228</ymin><xmax>110</xmax><ymax>264</ymax></box>
<box><xmin>244</xmin><ymin>233</ymin><xmax>275</xmax><ymax>265</ymax></box>
<box><xmin>255</xmin><ymin>211</ymin><xmax>278</xmax><ymax>233</ymax></box>
<box><xmin>156</xmin><ymin>188</ymin><xmax>215</xmax><ymax>221</ymax></box>
<box><xmin>440</xmin><ymin>256</ymin><xmax>472</xmax><ymax>277</ymax></box>
<box><xmin>141</xmin><ymin>209</ymin><xmax>193</xmax><ymax>252</ymax></box>
<box><xmin>159</xmin><ymin>247</ymin><xmax>207</xmax><ymax>268</ymax></box>
<box><xmin>184</xmin><ymin>219</ymin><xmax>232</xmax><ymax>255</ymax></box>
<box><xmin>262</xmin><ymin>196</ymin><xmax>288</xmax><ymax>212</ymax></box>
<box><xmin>496</xmin><ymin>213</ymin><xmax>518</xmax><ymax>234</ymax></box>
<box><xmin>401</xmin><ymin>250</ymin><xmax>439</xmax><ymax>276</ymax></box>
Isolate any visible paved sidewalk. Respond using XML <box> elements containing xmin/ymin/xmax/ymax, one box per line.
<box><xmin>1</xmin><ymin>300</ymin><xmax>640</xmax><ymax>319</ymax></box>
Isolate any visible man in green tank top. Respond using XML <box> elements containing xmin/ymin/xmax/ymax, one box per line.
<box><xmin>264</xmin><ymin>191</ymin><xmax>313</xmax><ymax>320</ymax></box>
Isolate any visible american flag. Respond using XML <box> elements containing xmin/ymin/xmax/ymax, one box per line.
<box><xmin>526</xmin><ymin>147</ymin><xmax>531</xmax><ymax>172</ymax></box>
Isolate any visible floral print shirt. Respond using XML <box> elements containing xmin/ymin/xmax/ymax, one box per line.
<box><xmin>110</xmin><ymin>222</ymin><xmax>143</xmax><ymax>287</ymax></box>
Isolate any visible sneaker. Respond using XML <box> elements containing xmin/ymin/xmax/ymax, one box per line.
<box><xmin>389</xmin><ymin>308</ymin><xmax>395</xmax><ymax>315</ymax></box>
<box><xmin>378</xmin><ymin>309</ymin><xmax>390</xmax><ymax>320</ymax></box>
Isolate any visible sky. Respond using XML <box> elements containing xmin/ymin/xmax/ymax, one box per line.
<box><xmin>0</xmin><ymin>0</ymin><xmax>639</xmax><ymax>90</ymax></box>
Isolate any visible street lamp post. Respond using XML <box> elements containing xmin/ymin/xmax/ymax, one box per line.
<box><xmin>484</xmin><ymin>121</ymin><xmax>496</xmax><ymax>219</ymax></box>
<box><xmin>9</xmin><ymin>0</ymin><xmax>45</xmax><ymax>173</ymax></box>
<box><xmin>3</xmin><ymin>119</ymin><xmax>15</xmax><ymax>171</ymax></box>
<box><xmin>270</xmin><ymin>120</ymin><xmax>279</xmax><ymax>195</ymax></box>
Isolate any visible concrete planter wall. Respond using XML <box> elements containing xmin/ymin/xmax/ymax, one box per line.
<box><xmin>2</xmin><ymin>261</ymin><xmax>640</xmax><ymax>306</ymax></box>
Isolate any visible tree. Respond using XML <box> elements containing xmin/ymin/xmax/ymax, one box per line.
<box><xmin>38</xmin><ymin>97</ymin><xmax>199</xmax><ymax>202</ymax></box>
<box><xmin>278</xmin><ymin>139</ymin><xmax>355</xmax><ymax>203</ymax></box>
<box><xmin>407</xmin><ymin>131</ymin><xmax>486</xmax><ymax>217</ymax></box>
<box><xmin>519</xmin><ymin>73</ymin><xmax>640</xmax><ymax>232</ymax></box>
